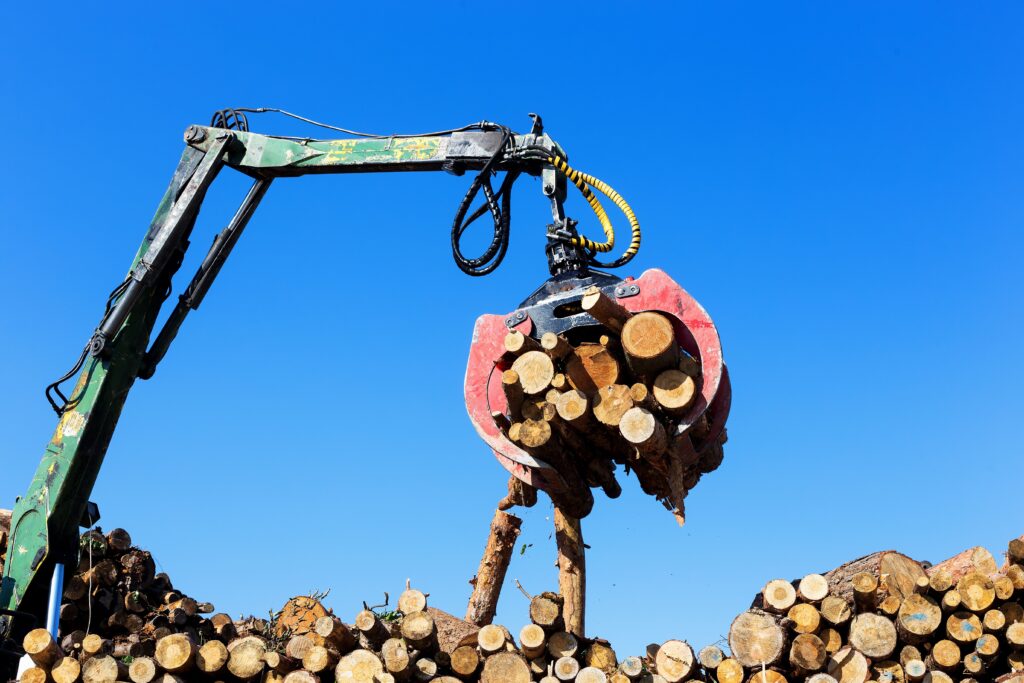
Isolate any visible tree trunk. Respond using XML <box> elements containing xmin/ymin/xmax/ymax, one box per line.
<box><xmin>465</xmin><ymin>509</ymin><xmax>522</xmax><ymax>626</ymax></box>
<box><xmin>554</xmin><ymin>507</ymin><xmax>585</xmax><ymax>638</ymax></box>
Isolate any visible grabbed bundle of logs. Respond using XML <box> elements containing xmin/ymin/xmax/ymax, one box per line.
<box><xmin>465</xmin><ymin>269</ymin><xmax>731</xmax><ymax>522</ymax></box>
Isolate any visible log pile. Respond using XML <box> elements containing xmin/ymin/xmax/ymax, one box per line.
<box><xmin>495</xmin><ymin>287</ymin><xmax>727</xmax><ymax>524</ymax></box>
<box><xmin>720</xmin><ymin>538</ymin><xmax>1024</xmax><ymax>683</ymax></box>
<box><xmin>4</xmin><ymin>524</ymin><xmax>1024</xmax><ymax>683</ymax></box>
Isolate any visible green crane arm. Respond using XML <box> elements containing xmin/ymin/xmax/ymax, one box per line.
<box><xmin>0</xmin><ymin>120</ymin><xmax>570</xmax><ymax>650</ymax></box>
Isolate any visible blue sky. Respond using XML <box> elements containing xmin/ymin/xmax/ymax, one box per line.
<box><xmin>2</xmin><ymin>2</ymin><xmax>1022</xmax><ymax>657</ymax></box>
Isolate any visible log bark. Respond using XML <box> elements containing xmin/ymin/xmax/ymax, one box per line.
<box><xmin>554</xmin><ymin>507</ymin><xmax>586</xmax><ymax>638</ymax></box>
<box><xmin>580</xmin><ymin>286</ymin><xmax>632</xmax><ymax>335</ymax></box>
<box><xmin>823</xmin><ymin>551</ymin><xmax>925</xmax><ymax>604</ymax></box>
<box><xmin>465</xmin><ymin>509</ymin><xmax>522</xmax><ymax>626</ymax></box>
<box><xmin>505</xmin><ymin>330</ymin><xmax>541</xmax><ymax>356</ymax></box>
<box><xmin>426</xmin><ymin>606</ymin><xmax>479</xmax><ymax>654</ymax></box>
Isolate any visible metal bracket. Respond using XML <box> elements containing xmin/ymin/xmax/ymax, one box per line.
<box><xmin>613</xmin><ymin>283</ymin><xmax>640</xmax><ymax>298</ymax></box>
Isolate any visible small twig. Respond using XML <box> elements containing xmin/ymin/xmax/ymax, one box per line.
<box><xmin>514</xmin><ymin>579</ymin><xmax>533</xmax><ymax>601</ymax></box>
<box><xmin>367</xmin><ymin>592</ymin><xmax>390</xmax><ymax>612</ymax></box>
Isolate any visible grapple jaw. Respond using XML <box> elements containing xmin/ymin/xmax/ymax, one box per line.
<box><xmin>464</xmin><ymin>268</ymin><xmax>731</xmax><ymax>519</ymax></box>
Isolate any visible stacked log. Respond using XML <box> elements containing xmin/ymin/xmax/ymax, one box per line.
<box><xmin>719</xmin><ymin>537</ymin><xmax>1024</xmax><ymax>683</ymax></box>
<box><xmin>8</xmin><ymin>523</ymin><xmax>1024</xmax><ymax>683</ymax></box>
<box><xmin>496</xmin><ymin>288</ymin><xmax>727</xmax><ymax>524</ymax></box>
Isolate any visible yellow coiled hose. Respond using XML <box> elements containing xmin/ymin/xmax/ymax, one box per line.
<box><xmin>548</xmin><ymin>154</ymin><xmax>641</xmax><ymax>266</ymax></box>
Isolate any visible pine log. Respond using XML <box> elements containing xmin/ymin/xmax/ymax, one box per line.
<box><xmin>263</xmin><ymin>651</ymin><xmax>297</xmax><ymax>674</ymax></box>
<box><xmin>313</xmin><ymin>615</ymin><xmax>356</xmax><ymax>653</ymax></box>
<box><xmin>466</xmin><ymin>509</ymin><xmax>522</xmax><ymax>626</ymax></box>
<box><xmin>928</xmin><ymin>547</ymin><xmax>998</xmax><ymax>584</ymax></box>
<box><xmin>946</xmin><ymin>610</ymin><xmax>983</xmax><ymax>643</ymax></box>
<box><xmin>519</xmin><ymin>623</ymin><xmax>546</xmax><ymax>658</ymax></box>
<box><xmin>424</xmin><ymin>606</ymin><xmax>479</xmax><ymax>655</ymax></box>
<box><xmin>826</xmin><ymin>647</ymin><xmax>869</xmax><ymax>683</ymax></box>
<box><xmin>155</xmin><ymin>634</ymin><xmax>196</xmax><ymax>674</ymax></box>
<box><xmin>744</xmin><ymin>671</ymin><xmax>786</xmax><ymax>683</ymax></box>
<box><xmin>789</xmin><ymin>633</ymin><xmax>826</xmax><ymax>672</ymax></box>
<box><xmin>654</xmin><ymin>640</ymin><xmax>695</xmax><ymax>682</ymax></box>
<box><xmin>541</xmin><ymin>332</ymin><xmax>572</xmax><ymax>360</ymax></box>
<box><xmin>530</xmin><ymin>592</ymin><xmax>564</xmax><ymax>631</ymax></box>
<box><xmin>414</xmin><ymin>658</ymin><xmax>437</xmax><ymax>681</ymax></box>
<box><xmin>566</xmin><ymin>344</ymin><xmax>622</xmax><ymax>394</ymax></box>
<box><xmin>717</xmin><ymin>659</ymin><xmax>745</xmax><ymax>683</ymax></box>
<box><xmin>400</xmin><ymin>610</ymin><xmax>436</xmax><ymax>649</ymax></box>
<box><xmin>819</xmin><ymin>628</ymin><xmax>842</xmax><ymax>654</ymax></box>
<box><xmin>335</xmin><ymin>649</ymin><xmax>383</xmax><ymax>682</ymax></box>
<box><xmin>619</xmin><ymin>407</ymin><xmax>667</xmax><ymax>455</ymax></box>
<box><xmin>193</xmin><ymin>640</ymin><xmax>227</xmax><ymax>674</ymax></box>
<box><xmin>498</xmin><ymin>475</ymin><xmax>538</xmax><ymax>511</ymax></box>
<box><xmin>380</xmin><ymin>638</ymin><xmax>411</xmax><ymax>678</ymax></box>
<box><xmin>593</xmin><ymin>385</ymin><xmax>635</xmax><ymax>427</ymax></box>
<box><xmin>957</xmin><ymin>571</ymin><xmax>995</xmax><ymax>611</ymax></box>
<box><xmin>128</xmin><ymin>657</ymin><xmax>158</xmax><ymax>683</ymax></box>
<box><xmin>819</xmin><ymin>596</ymin><xmax>851</xmax><ymax>626</ymax></box>
<box><xmin>353</xmin><ymin>609</ymin><xmax>390</xmax><ymax>651</ymax></box>
<box><xmin>285</xmin><ymin>634</ymin><xmax>316</xmax><ymax>661</ymax></box>
<box><xmin>24</xmin><ymin>628</ymin><xmax>60</xmax><ymax>668</ymax></box>
<box><xmin>512</xmin><ymin>351</ymin><xmax>555</xmax><ymax>395</ymax></box>
<box><xmin>652</xmin><ymin>370</ymin><xmax>697</xmax><ymax>416</ymax></box>
<box><xmin>516</xmin><ymin>419</ymin><xmax>553</xmax><ymax>449</ymax></box>
<box><xmin>481</xmin><ymin>652</ymin><xmax>531</xmax><ymax>683</ymax></box>
<box><xmin>283</xmin><ymin>672</ymin><xmax>319</xmax><ymax>683</ymax></box>
<box><xmin>786</xmin><ymin>603</ymin><xmax>820</xmax><ymax>634</ymax></box>
<box><xmin>502</xmin><ymin>370</ymin><xmax>525</xmax><ymax>417</ymax></box>
<box><xmin>581</xmin><ymin>286</ymin><xmax>632</xmax><ymax>335</ymax></box>
<box><xmin>554</xmin><ymin>507</ymin><xmax>586</xmax><ymax>637</ymax></box>
<box><xmin>577</xmin><ymin>667</ymin><xmax>608</xmax><ymax>683</ymax></box>
<box><xmin>52</xmin><ymin>656</ymin><xmax>81</xmax><ymax>683</ymax></box>
<box><xmin>585</xmin><ymin>641</ymin><xmax>617</xmax><ymax>674</ymax></box>
<box><xmin>82</xmin><ymin>656</ymin><xmax>126</xmax><ymax>683</ymax></box>
<box><xmin>927</xmin><ymin>639</ymin><xmax>961</xmax><ymax>671</ymax></box>
<box><xmin>554</xmin><ymin>656</ymin><xmax>580</xmax><ymax>681</ymax></box>
<box><xmin>761</xmin><ymin>580</ymin><xmax>797</xmax><ymax>613</ymax></box>
<box><xmin>798</xmin><ymin>574</ymin><xmax>829</xmax><ymax>602</ymax></box>
<box><xmin>847</xmin><ymin>613</ymin><xmax>897</xmax><ymax>659</ymax></box>
<box><xmin>505</xmin><ymin>330</ymin><xmax>541</xmax><ymax>356</ymax></box>
<box><xmin>547</xmin><ymin>631</ymin><xmax>578</xmax><ymax>659</ymax></box>
<box><xmin>618</xmin><ymin>656</ymin><xmax>644</xmax><ymax>679</ymax></box>
<box><xmin>450</xmin><ymin>644</ymin><xmax>480</xmax><ymax>678</ymax></box>
<box><xmin>478</xmin><ymin>624</ymin><xmax>507</xmax><ymax>654</ymax></box>
<box><xmin>226</xmin><ymin>637</ymin><xmax>266</xmax><ymax>679</ymax></box>
<box><xmin>896</xmin><ymin>594</ymin><xmax>941</xmax><ymax>642</ymax></box>
<box><xmin>621</xmin><ymin>312</ymin><xmax>679</xmax><ymax>379</ymax></box>
<box><xmin>824</xmin><ymin>551</ymin><xmax>925</xmax><ymax>604</ymax></box>
<box><xmin>729</xmin><ymin>610</ymin><xmax>786</xmax><ymax>667</ymax></box>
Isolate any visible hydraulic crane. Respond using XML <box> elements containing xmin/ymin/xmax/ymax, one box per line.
<box><xmin>0</xmin><ymin>109</ymin><xmax>730</xmax><ymax>676</ymax></box>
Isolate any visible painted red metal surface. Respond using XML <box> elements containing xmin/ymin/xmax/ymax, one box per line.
<box><xmin>464</xmin><ymin>268</ymin><xmax>730</xmax><ymax>504</ymax></box>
